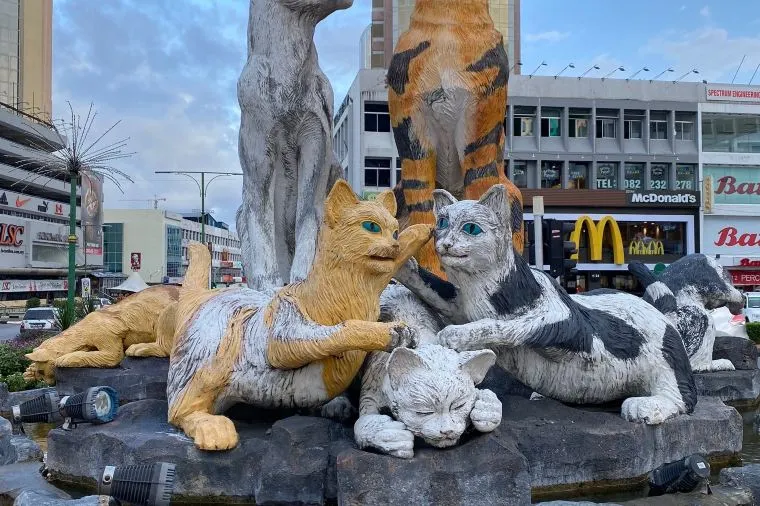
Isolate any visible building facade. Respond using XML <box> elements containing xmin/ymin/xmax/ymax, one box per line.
<box><xmin>367</xmin><ymin>0</ymin><xmax>520</xmax><ymax>72</ymax></box>
<box><xmin>700</xmin><ymin>84</ymin><xmax>760</xmax><ymax>292</ymax></box>
<box><xmin>102</xmin><ymin>209</ymin><xmax>243</xmax><ymax>288</ymax></box>
<box><xmin>334</xmin><ymin>71</ymin><xmax>717</xmax><ymax>292</ymax></box>
<box><xmin>0</xmin><ymin>0</ymin><xmax>53</xmax><ymax>122</ymax></box>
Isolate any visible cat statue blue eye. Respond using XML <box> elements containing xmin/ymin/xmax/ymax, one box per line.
<box><xmin>362</xmin><ymin>221</ymin><xmax>382</xmax><ymax>233</ymax></box>
<box><xmin>462</xmin><ymin>223</ymin><xmax>483</xmax><ymax>236</ymax></box>
<box><xmin>437</xmin><ymin>217</ymin><xmax>450</xmax><ymax>229</ymax></box>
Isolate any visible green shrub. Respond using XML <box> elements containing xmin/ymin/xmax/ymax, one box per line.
<box><xmin>0</xmin><ymin>372</ymin><xmax>46</xmax><ymax>392</ymax></box>
<box><xmin>76</xmin><ymin>298</ymin><xmax>96</xmax><ymax>320</ymax></box>
<box><xmin>25</xmin><ymin>297</ymin><xmax>40</xmax><ymax>309</ymax></box>
<box><xmin>54</xmin><ymin>302</ymin><xmax>79</xmax><ymax>331</ymax></box>
<box><xmin>0</xmin><ymin>343</ymin><xmax>30</xmax><ymax>376</ymax></box>
<box><xmin>747</xmin><ymin>322</ymin><xmax>760</xmax><ymax>344</ymax></box>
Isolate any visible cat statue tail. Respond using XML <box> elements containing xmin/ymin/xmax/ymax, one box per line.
<box><xmin>175</xmin><ymin>242</ymin><xmax>216</xmax><ymax>338</ymax></box>
<box><xmin>628</xmin><ymin>261</ymin><xmax>677</xmax><ymax>315</ymax></box>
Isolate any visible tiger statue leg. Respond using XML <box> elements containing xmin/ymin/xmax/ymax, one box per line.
<box><xmin>125</xmin><ymin>302</ymin><xmax>178</xmax><ymax>358</ymax></box>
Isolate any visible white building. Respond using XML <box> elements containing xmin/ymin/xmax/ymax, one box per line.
<box><xmin>700</xmin><ymin>84</ymin><xmax>760</xmax><ymax>291</ymax></box>
<box><xmin>101</xmin><ymin>209</ymin><xmax>243</xmax><ymax>287</ymax></box>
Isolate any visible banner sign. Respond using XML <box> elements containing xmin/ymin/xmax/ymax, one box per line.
<box><xmin>81</xmin><ymin>278</ymin><xmax>91</xmax><ymax>298</ymax></box>
<box><xmin>0</xmin><ymin>189</ymin><xmax>72</xmax><ymax>218</ymax></box>
<box><xmin>704</xmin><ymin>216</ymin><xmax>760</xmax><ymax>255</ymax></box>
<box><xmin>0</xmin><ymin>279</ymin><xmax>67</xmax><ymax>293</ymax></box>
<box><xmin>704</xmin><ymin>166</ymin><xmax>760</xmax><ymax>205</ymax></box>
<box><xmin>706</xmin><ymin>85</ymin><xmax>760</xmax><ymax>102</ymax></box>
<box><xmin>81</xmin><ymin>173</ymin><xmax>104</xmax><ymax>256</ymax></box>
<box><xmin>131</xmin><ymin>252</ymin><xmax>142</xmax><ymax>271</ymax></box>
<box><xmin>0</xmin><ymin>216</ymin><xmax>27</xmax><ymax>267</ymax></box>
<box><xmin>626</xmin><ymin>190</ymin><xmax>700</xmax><ymax>207</ymax></box>
<box><xmin>730</xmin><ymin>270</ymin><xmax>760</xmax><ymax>286</ymax></box>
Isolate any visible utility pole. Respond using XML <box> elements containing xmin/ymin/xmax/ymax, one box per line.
<box><xmin>532</xmin><ymin>196</ymin><xmax>544</xmax><ymax>270</ymax></box>
<box><xmin>154</xmin><ymin>171</ymin><xmax>242</xmax><ymax>244</ymax></box>
<box><xmin>67</xmin><ymin>169</ymin><xmax>78</xmax><ymax>315</ymax></box>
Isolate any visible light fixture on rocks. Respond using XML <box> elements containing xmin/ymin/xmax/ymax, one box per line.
<box><xmin>648</xmin><ymin>454</ymin><xmax>710</xmax><ymax>495</ymax></box>
<box><xmin>11</xmin><ymin>386</ymin><xmax>119</xmax><ymax>429</ymax></box>
<box><xmin>99</xmin><ymin>462</ymin><xmax>176</xmax><ymax>506</ymax></box>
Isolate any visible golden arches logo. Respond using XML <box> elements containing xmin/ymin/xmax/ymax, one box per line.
<box><xmin>569</xmin><ymin>216</ymin><xmax>625</xmax><ymax>265</ymax></box>
<box><xmin>628</xmin><ymin>240</ymin><xmax>664</xmax><ymax>256</ymax></box>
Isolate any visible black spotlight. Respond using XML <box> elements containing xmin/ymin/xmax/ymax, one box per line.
<box><xmin>648</xmin><ymin>454</ymin><xmax>710</xmax><ymax>495</ymax></box>
<box><xmin>99</xmin><ymin>462</ymin><xmax>176</xmax><ymax>506</ymax></box>
<box><xmin>12</xmin><ymin>390</ymin><xmax>61</xmax><ymax>424</ymax></box>
<box><xmin>59</xmin><ymin>386</ymin><xmax>119</xmax><ymax>428</ymax></box>
<box><xmin>11</xmin><ymin>386</ymin><xmax>118</xmax><ymax>429</ymax></box>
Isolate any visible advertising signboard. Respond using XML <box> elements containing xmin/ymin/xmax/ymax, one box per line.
<box><xmin>81</xmin><ymin>173</ymin><xmax>104</xmax><ymax>256</ymax></box>
<box><xmin>81</xmin><ymin>278</ymin><xmax>91</xmax><ymax>298</ymax></box>
<box><xmin>0</xmin><ymin>216</ymin><xmax>27</xmax><ymax>268</ymax></box>
<box><xmin>704</xmin><ymin>166</ymin><xmax>760</xmax><ymax>205</ymax></box>
<box><xmin>706</xmin><ymin>85</ymin><xmax>760</xmax><ymax>103</ymax></box>
<box><xmin>0</xmin><ymin>189</ymin><xmax>73</xmax><ymax>218</ymax></box>
<box><xmin>625</xmin><ymin>190</ymin><xmax>700</xmax><ymax>207</ymax></box>
<box><xmin>704</xmin><ymin>216</ymin><xmax>760</xmax><ymax>256</ymax></box>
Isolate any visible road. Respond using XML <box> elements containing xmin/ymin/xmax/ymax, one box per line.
<box><xmin>0</xmin><ymin>323</ymin><xmax>20</xmax><ymax>342</ymax></box>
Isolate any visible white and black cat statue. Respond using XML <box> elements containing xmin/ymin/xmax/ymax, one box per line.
<box><xmin>394</xmin><ymin>184</ymin><xmax>698</xmax><ymax>426</ymax></box>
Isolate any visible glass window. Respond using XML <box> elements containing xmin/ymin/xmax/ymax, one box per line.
<box><xmin>624</xmin><ymin>163</ymin><xmax>644</xmax><ymax>190</ymax></box>
<box><xmin>650</xmin><ymin>163</ymin><xmax>669</xmax><ymax>190</ymax></box>
<box><xmin>103</xmin><ymin>223</ymin><xmax>123</xmax><ymax>273</ymax></box>
<box><xmin>675</xmin><ymin>164</ymin><xmax>697</xmax><ymax>190</ymax></box>
<box><xmin>624</xmin><ymin>120</ymin><xmax>642</xmax><ymax>139</ymax></box>
<box><xmin>512</xmin><ymin>161</ymin><xmax>528</xmax><ymax>188</ymax></box>
<box><xmin>568</xmin><ymin>162</ymin><xmax>588</xmax><ymax>189</ymax></box>
<box><xmin>166</xmin><ymin>225</ymin><xmax>184</xmax><ymax>278</ymax></box>
<box><xmin>675</xmin><ymin>121</ymin><xmax>694</xmax><ymax>141</ymax></box>
<box><xmin>650</xmin><ymin>121</ymin><xmax>668</xmax><ymax>140</ymax></box>
<box><xmin>364</xmin><ymin>157</ymin><xmax>392</xmax><ymax>188</ymax></box>
<box><xmin>623</xmin><ymin>221</ymin><xmax>686</xmax><ymax>262</ymax></box>
<box><xmin>596</xmin><ymin>119</ymin><xmax>616</xmax><ymax>139</ymax></box>
<box><xmin>364</xmin><ymin>102</ymin><xmax>390</xmax><ymax>132</ymax></box>
<box><xmin>702</xmin><ymin>113</ymin><xmax>760</xmax><ymax>153</ymax></box>
<box><xmin>569</xmin><ymin>108</ymin><xmax>590</xmax><ymax>138</ymax></box>
<box><xmin>395</xmin><ymin>158</ymin><xmax>402</xmax><ymax>186</ymax></box>
<box><xmin>541</xmin><ymin>108</ymin><xmax>561</xmax><ymax>137</ymax></box>
<box><xmin>513</xmin><ymin>106</ymin><xmax>535</xmax><ymax>137</ymax></box>
<box><xmin>541</xmin><ymin>161</ymin><xmax>562</xmax><ymax>188</ymax></box>
<box><xmin>596</xmin><ymin>162</ymin><xmax>618</xmax><ymax>189</ymax></box>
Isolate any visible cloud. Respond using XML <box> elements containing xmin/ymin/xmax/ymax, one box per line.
<box><xmin>525</xmin><ymin>31</ymin><xmax>570</xmax><ymax>43</ymax></box>
<box><xmin>643</xmin><ymin>26</ymin><xmax>760</xmax><ymax>83</ymax></box>
<box><xmin>52</xmin><ymin>0</ymin><xmax>368</xmax><ymax>229</ymax></box>
<box><xmin>700</xmin><ymin>5</ymin><xmax>710</xmax><ymax>17</ymax></box>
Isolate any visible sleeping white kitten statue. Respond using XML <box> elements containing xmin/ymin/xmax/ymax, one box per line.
<box><xmin>354</xmin><ymin>343</ymin><xmax>501</xmax><ymax>459</ymax></box>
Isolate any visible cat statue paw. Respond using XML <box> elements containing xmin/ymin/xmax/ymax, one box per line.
<box><xmin>470</xmin><ymin>388</ymin><xmax>502</xmax><ymax>433</ymax></box>
<box><xmin>354</xmin><ymin>344</ymin><xmax>497</xmax><ymax>459</ymax></box>
<box><xmin>319</xmin><ymin>395</ymin><xmax>357</xmax><ymax>423</ymax></box>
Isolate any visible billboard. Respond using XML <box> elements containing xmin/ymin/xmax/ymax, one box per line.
<box><xmin>706</xmin><ymin>85</ymin><xmax>760</xmax><ymax>103</ymax></box>
<box><xmin>570</xmin><ymin>216</ymin><xmax>625</xmax><ymax>265</ymax></box>
<box><xmin>0</xmin><ymin>216</ymin><xmax>28</xmax><ymax>268</ymax></box>
<box><xmin>81</xmin><ymin>173</ymin><xmax>104</xmax><ymax>256</ymax></box>
<box><xmin>704</xmin><ymin>216</ymin><xmax>760</xmax><ymax>256</ymax></box>
<box><xmin>0</xmin><ymin>189</ymin><xmax>74</xmax><ymax>218</ymax></box>
<box><xmin>704</xmin><ymin>166</ymin><xmax>760</xmax><ymax>205</ymax></box>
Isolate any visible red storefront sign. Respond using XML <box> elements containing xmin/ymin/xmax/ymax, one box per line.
<box><xmin>731</xmin><ymin>270</ymin><xmax>760</xmax><ymax>286</ymax></box>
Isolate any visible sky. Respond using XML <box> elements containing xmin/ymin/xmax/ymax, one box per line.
<box><xmin>52</xmin><ymin>0</ymin><xmax>760</xmax><ymax>229</ymax></box>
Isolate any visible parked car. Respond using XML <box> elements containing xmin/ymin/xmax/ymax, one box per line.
<box><xmin>745</xmin><ymin>292</ymin><xmax>760</xmax><ymax>323</ymax></box>
<box><xmin>20</xmin><ymin>307</ymin><xmax>60</xmax><ymax>336</ymax></box>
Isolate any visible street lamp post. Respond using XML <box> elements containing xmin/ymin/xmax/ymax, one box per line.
<box><xmin>67</xmin><ymin>167</ymin><xmax>78</xmax><ymax>315</ymax></box>
<box><xmin>154</xmin><ymin>171</ymin><xmax>242</xmax><ymax>244</ymax></box>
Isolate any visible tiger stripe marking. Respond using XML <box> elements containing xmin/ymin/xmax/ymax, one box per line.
<box><xmin>389</xmin><ymin>0</ymin><xmax>524</xmax><ymax>278</ymax></box>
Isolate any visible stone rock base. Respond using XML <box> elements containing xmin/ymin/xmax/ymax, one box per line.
<box><xmin>694</xmin><ymin>369</ymin><xmax>760</xmax><ymax>406</ymax></box>
<box><xmin>44</xmin><ymin>395</ymin><xmax>743</xmax><ymax>505</ymax></box>
<box><xmin>54</xmin><ymin>357</ymin><xmax>168</xmax><ymax>404</ymax></box>
<box><xmin>720</xmin><ymin>464</ymin><xmax>760</xmax><ymax>503</ymax></box>
<box><xmin>713</xmin><ymin>336</ymin><xmax>758</xmax><ymax>370</ymax></box>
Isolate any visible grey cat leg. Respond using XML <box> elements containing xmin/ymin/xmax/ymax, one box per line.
<box><xmin>237</xmin><ymin>112</ymin><xmax>283</xmax><ymax>292</ymax></box>
<box><xmin>290</xmin><ymin>114</ymin><xmax>330</xmax><ymax>283</ymax></box>
<box><xmin>394</xmin><ymin>258</ymin><xmax>460</xmax><ymax>322</ymax></box>
<box><xmin>438</xmin><ymin>318</ymin><xmax>526</xmax><ymax>351</ymax></box>
<box><xmin>354</xmin><ymin>352</ymin><xmax>415</xmax><ymax>458</ymax></box>
<box><xmin>469</xmin><ymin>388</ymin><xmax>502</xmax><ymax>432</ymax></box>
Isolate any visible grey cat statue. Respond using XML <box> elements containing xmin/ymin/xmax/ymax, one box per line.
<box><xmin>393</xmin><ymin>184</ymin><xmax>698</xmax><ymax>426</ymax></box>
<box><xmin>629</xmin><ymin>255</ymin><xmax>745</xmax><ymax>372</ymax></box>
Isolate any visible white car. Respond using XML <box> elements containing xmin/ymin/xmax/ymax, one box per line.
<box><xmin>20</xmin><ymin>307</ymin><xmax>60</xmax><ymax>336</ymax></box>
<box><xmin>745</xmin><ymin>292</ymin><xmax>760</xmax><ymax>323</ymax></box>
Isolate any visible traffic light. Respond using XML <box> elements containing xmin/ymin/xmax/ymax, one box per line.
<box><xmin>543</xmin><ymin>219</ymin><xmax>578</xmax><ymax>291</ymax></box>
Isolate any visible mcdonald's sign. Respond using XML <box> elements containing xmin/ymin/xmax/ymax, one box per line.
<box><xmin>569</xmin><ymin>216</ymin><xmax>625</xmax><ymax>265</ymax></box>
<box><xmin>628</xmin><ymin>239</ymin><xmax>664</xmax><ymax>256</ymax></box>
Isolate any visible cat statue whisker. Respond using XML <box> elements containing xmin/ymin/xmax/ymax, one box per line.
<box><xmin>394</xmin><ymin>184</ymin><xmax>697</xmax><ymax>425</ymax></box>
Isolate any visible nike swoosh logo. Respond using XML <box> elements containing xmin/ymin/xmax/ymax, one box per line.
<box><xmin>15</xmin><ymin>197</ymin><xmax>31</xmax><ymax>207</ymax></box>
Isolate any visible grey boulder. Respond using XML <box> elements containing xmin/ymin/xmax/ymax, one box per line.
<box><xmin>13</xmin><ymin>490</ymin><xmax>101</xmax><ymax>506</ymax></box>
<box><xmin>712</xmin><ymin>335</ymin><xmax>758</xmax><ymax>370</ymax></box>
<box><xmin>720</xmin><ymin>464</ymin><xmax>760</xmax><ymax>503</ymax></box>
<box><xmin>55</xmin><ymin>357</ymin><xmax>168</xmax><ymax>404</ymax></box>
<box><xmin>694</xmin><ymin>369</ymin><xmax>760</xmax><ymax>404</ymax></box>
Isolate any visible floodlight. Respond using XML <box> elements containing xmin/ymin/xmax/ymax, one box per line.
<box><xmin>99</xmin><ymin>462</ymin><xmax>176</xmax><ymax>506</ymax></box>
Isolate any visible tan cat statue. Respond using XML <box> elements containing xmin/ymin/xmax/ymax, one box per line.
<box><xmin>167</xmin><ymin>180</ymin><xmax>432</xmax><ymax>450</ymax></box>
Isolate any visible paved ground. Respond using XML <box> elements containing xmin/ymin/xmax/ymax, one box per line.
<box><xmin>0</xmin><ymin>323</ymin><xmax>20</xmax><ymax>342</ymax></box>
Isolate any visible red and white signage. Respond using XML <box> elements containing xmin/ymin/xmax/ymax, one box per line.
<box><xmin>739</xmin><ymin>258</ymin><xmax>760</xmax><ymax>267</ymax></box>
<box><xmin>704</xmin><ymin>216</ymin><xmax>760</xmax><ymax>256</ymax></box>
<box><xmin>0</xmin><ymin>279</ymin><xmax>67</xmax><ymax>293</ymax></box>
<box><xmin>706</xmin><ymin>85</ymin><xmax>760</xmax><ymax>103</ymax></box>
<box><xmin>0</xmin><ymin>216</ymin><xmax>27</xmax><ymax>268</ymax></box>
<box><xmin>730</xmin><ymin>270</ymin><xmax>760</xmax><ymax>286</ymax></box>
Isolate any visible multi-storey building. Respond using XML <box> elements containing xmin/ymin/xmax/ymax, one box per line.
<box><xmin>101</xmin><ymin>209</ymin><xmax>243</xmax><ymax>288</ymax></box>
<box><xmin>334</xmin><ymin>70</ymin><xmax>746</xmax><ymax>293</ymax></box>
<box><xmin>367</xmin><ymin>0</ymin><xmax>520</xmax><ymax>72</ymax></box>
<box><xmin>699</xmin><ymin>84</ymin><xmax>760</xmax><ymax>292</ymax></box>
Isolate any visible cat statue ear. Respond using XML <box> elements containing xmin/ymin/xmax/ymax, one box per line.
<box><xmin>325</xmin><ymin>179</ymin><xmax>360</xmax><ymax>228</ymax></box>
<box><xmin>478</xmin><ymin>184</ymin><xmax>510</xmax><ymax>226</ymax></box>
<box><xmin>432</xmin><ymin>189</ymin><xmax>457</xmax><ymax>217</ymax></box>
<box><xmin>458</xmin><ymin>349</ymin><xmax>497</xmax><ymax>385</ymax></box>
<box><xmin>376</xmin><ymin>189</ymin><xmax>397</xmax><ymax>217</ymax></box>
<box><xmin>387</xmin><ymin>347</ymin><xmax>427</xmax><ymax>391</ymax></box>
